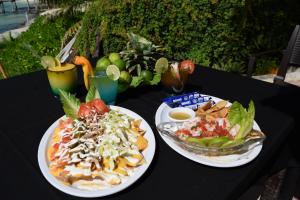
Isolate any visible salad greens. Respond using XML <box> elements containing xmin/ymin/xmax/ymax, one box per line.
<box><xmin>228</xmin><ymin>100</ymin><xmax>255</xmax><ymax>139</ymax></box>
<box><xmin>58</xmin><ymin>89</ymin><xmax>80</xmax><ymax>118</ymax></box>
<box><xmin>58</xmin><ymin>87</ymin><xmax>101</xmax><ymax>118</ymax></box>
<box><xmin>85</xmin><ymin>85</ymin><xmax>101</xmax><ymax>102</ymax></box>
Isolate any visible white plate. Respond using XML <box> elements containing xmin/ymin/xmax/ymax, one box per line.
<box><xmin>155</xmin><ymin>95</ymin><xmax>263</xmax><ymax>168</ymax></box>
<box><xmin>38</xmin><ymin>106</ymin><xmax>156</xmax><ymax>198</ymax></box>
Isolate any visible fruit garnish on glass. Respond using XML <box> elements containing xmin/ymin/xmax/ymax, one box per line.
<box><xmin>160</xmin><ymin>59</ymin><xmax>195</xmax><ymax>94</ymax></box>
<box><xmin>83</xmin><ymin>53</ymin><xmax>122</xmax><ymax>105</ymax></box>
<box><xmin>41</xmin><ymin>56</ymin><xmax>78</xmax><ymax>96</ymax></box>
<box><xmin>73</xmin><ymin>56</ymin><xmax>94</xmax><ymax>89</ymax></box>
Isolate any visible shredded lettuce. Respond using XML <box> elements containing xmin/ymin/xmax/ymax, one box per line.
<box><xmin>228</xmin><ymin>100</ymin><xmax>255</xmax><ymax>139</ymax></box>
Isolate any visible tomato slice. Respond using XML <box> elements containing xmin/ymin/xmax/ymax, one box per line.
<box><xmin>179</xmin><ymin>60</ymin><xmax>195</xmax><ymax>74</ymax></box>
<box><xmin>78</xmin><ymin>103</ymin><xmax>93</xmax><ymax>118</ymax></box>
<box><xmin>77</xmin><ymin>99</ymin><xmax>109</xmax><ymax>118</ymax></box>
<box><xmin>91</xmin><ymin>99</ymin><xmax>109</xmax><ymax>114</ymax></box>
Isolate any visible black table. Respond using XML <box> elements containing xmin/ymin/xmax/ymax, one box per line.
<box><xmin>0</xmin><ymin>66</ymin><xmax>298</xmax><ymax>200</ymax></box>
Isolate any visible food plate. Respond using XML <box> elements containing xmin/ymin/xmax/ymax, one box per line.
<box><xmin>155</xmin><ymin>95</ymin><xmax>263</xmax><ymax>168</ymax></box>
<box><xmin>38</xmin><ymin>106</ymin><xmax>156</xmax><ymax>197</ymax></box>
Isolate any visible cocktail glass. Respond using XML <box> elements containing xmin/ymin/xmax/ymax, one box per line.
<box><xmin>89</xmin><ymin>71</ymin><xmax>118</xmax><ymax>105</ymax></box>
<box><xmin>161</xmin><ymin>68</ymin><xmax>189</xmax><ymax>94</ymax></box>
<box><xmin>46</xmin><ymin>63</ymin><xmax>78</xmax><ymax>96</ymax></box>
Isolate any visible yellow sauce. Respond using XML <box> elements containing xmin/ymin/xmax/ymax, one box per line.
<box><xmin>170</xmin><ymin>112</ymin><xmax>191</xmax><ymax>120</ymax></box>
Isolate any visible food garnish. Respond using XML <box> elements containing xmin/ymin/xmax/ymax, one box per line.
<box><xmin>58</xmin><ymin>89</ymin><xmax>81</xmax><ymax>119</ymax></box>
<box><xmin>74</xmin><ymin>56</ymin><xmax>94</xmax><ymax>89</ymax></box>
<box><xmin>179</xmin><ymin>60</ymin><xmax>195</xmax><ymax>74</ymax></box>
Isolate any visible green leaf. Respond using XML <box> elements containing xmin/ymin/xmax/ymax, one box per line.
<box><xmin>228</xmin><ymin>101</ymin><xmax>246</xmax><ymax>127</ymax></box>
<box><xmin>85</xmin><ymin>85</ymin><xmax>101</xmax><ymax>103</ymax></box>
<box><xmin>236</xmin><ymin>100</ymin><xmax>255</xmax><ymax>139</ymax></box>
<box><xmin>228</xmin><ymin>100</ymin><xmax>255</xmax><ymax>139</ymax></box>
<box><xmin>149</xmin><ymin>73</ymin><xmax>161</xmax><ymax>85</ymax></box>
<box><xmin>58</xmin><ymin>89</ymin><xmax>81</xmax><ymax>119</ymax></box>
<box><xmin>130</xmin><ymin>76</ymin><xmax>143</xmax><ymax>87</ymax></box>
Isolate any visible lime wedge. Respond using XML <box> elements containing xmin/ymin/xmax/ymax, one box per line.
<box><xmin>106</xmin><ymin>65</ymin><xmax>120</xmax><ymax>81</ymax></box>
<box><xmin>41</xmin><ymin>56</ymin><xmax>56</xmax><ymax>69</ymax></box>
<box><xmin>155</xmin><ymin>57</ymin><xmax>169</xmax><ymax>74</ymax></box>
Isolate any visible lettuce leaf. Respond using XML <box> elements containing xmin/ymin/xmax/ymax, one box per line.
<box><xmin>228</xmin><ymin>101</ymin><xmax>247</xmax><ymax>126</ymax></box>
<box><xmin>85</xmin><ymin>85</ymin><xmax>101</xmax><ymax>102</ymax></box>
<box><xmin>58</xmin><ymin>89</ymin><xmax>81</xmax><ymax>118</ymax></box>
<box><xmin>228</xmin><ymin>100</ymin><xmax>255</xmax><ymax>139</ymax></box>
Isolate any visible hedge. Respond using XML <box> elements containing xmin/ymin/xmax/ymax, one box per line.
<box><xmin>1</xmin><ymin>0</ymin><xmax>299</xmax><ymax>79</ymax></box>
<box><xmin>0</xmin><ymin>14</ymin><xmax>81</xmax><ymax>79</ymax></box>
<box><xmin>75</xmin><ymin>0</ymin><xmax>300</xmax><ymax>74</ymax></box>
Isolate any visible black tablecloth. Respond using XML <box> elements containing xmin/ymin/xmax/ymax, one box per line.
<box><xmin>0</xmin><ymin>66</ymin><xmax>298</xmax><ymax>200</ymax></box>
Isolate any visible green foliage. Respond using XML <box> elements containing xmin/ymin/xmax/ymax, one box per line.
<box><xmin>1</xmin><ymin>0</ymin><xmax>299</xmax><ymax>79</ymax></box>
<box><xmin>75</xmin><ymin>0</ymin><xmax>300</xmax><ymax>74</ymax></box>
<box><xmin>0</xmin><ymin>14</ymin><xmax>81</xmax><ymax>78</ymax></box>
<box><xmin>149</xmin><ymin>73</ymin><xmax>161</xmax><ymax>85</ymax></box>
<box><xmin>130</xmin><ymin>76</ymin><xmax>143</xmax><ymax>88</ymax></box>
<box><xmin>255</xmin><ymin>57</ymin><xmax>278</xmax><ymax>75</ymax></box>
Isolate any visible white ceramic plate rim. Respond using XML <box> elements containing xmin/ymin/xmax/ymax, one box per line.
<box><xmin>155</xmin><ymin>94</ymin><xmax>263</xmax><ymax>168</ymax></box>
<box><xmin>38</xmin><ymin>106</ymin><xmax>156</xmax><ymax>198</ymax></box>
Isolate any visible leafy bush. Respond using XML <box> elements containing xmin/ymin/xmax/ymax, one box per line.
<box><xmin>75</xmin><ymin>0</ymin><xmax>300</xmax><ymax>74</ymax></box>
<box><xmin>1</xmin><ymin>0</ymin><xmax>299</xmax><ymax>79</ymax></box>
<box><xmin>0</xmin><ymin>14</ymin><xmax>81</xmax><ymax>79</ymax></box>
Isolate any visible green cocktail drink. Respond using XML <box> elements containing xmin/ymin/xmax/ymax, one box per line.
<box><xmin>89</xmin><ymin>71</ymin><xmax>118</xmax><ymax>105</ymax></box>
<box><xmin>46</xmin><ymin>63</ymin><xmax>78</xmax><ymax>96</ymax></box>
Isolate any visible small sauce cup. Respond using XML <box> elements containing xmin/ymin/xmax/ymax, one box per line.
<box><xmin>168</xmin><ymin>107</ymin><xmax>195</xmax><ymax>122</ymax></box>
